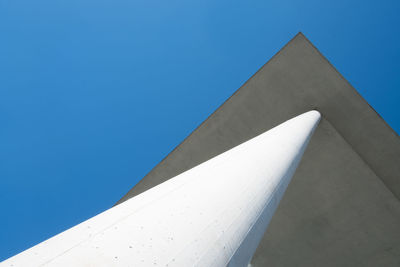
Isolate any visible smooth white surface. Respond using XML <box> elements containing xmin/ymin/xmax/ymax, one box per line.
<box><xmin>1</xmin><ymin>111</ymin><xmax>320</xmax><ymax>267</ymax></box>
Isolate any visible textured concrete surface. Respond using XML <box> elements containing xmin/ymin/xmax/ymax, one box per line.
<box><xmin>117</xmin><ymin>33</ymin><xmax>400</xmax><ymax>266</ymax></box>
<box><xmin>253</xmin><ymin>119</ymin><xmax>400</xmax><ymax>266</ymax></box>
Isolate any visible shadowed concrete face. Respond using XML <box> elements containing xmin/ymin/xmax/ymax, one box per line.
<box><xmin>118</xmin><ymin>33</ymin><xmax>400</xmax><ymax>266</ymax></box>
<box><xmin>254</xmin><ymin>119</ymin><xmax>400</xmax><ymax>266</ymax></box>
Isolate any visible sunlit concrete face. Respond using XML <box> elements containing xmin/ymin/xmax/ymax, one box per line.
<box><xmin>118</xmin><ymin>33</ymin><xmax>400</xmax><ymax>266</ymax></box>
<box><xmin>1</xmin><ymin>112</ymin><xmax>320</xmax><ymax>267</ymax></box>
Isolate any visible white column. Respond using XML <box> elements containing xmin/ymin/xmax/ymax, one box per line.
<box><xmin>1</xmin><ymin>111</ymin><xmax>321</xmax><ymax>267</ymax></box>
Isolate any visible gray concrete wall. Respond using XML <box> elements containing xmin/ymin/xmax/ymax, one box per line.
<box><xmin>117</xmin><ymin>33</ymin><xmax>400</xmax><ymax>266</ymax></box>
<box><xmin>254</xmin><ymin>118</ymin><xmax>400</xmax><ymax>266</ymax></box>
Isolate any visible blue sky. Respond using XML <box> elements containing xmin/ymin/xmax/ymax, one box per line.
<box><xmin>0</xmin><ymin>0</ymin><xmax>399</xmax><ymax>261</ymax></box>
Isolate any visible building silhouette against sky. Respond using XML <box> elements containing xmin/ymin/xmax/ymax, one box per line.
<box><xmin>2</xmin><ymin>33</ymin><xmax>400</xmax><ymax>267</ymax></box>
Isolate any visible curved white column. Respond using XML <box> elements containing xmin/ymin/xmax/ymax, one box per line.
<box><xmin>1</xmin><ymin>111</ymin><xmax>321</xmax><ymax>267</ymax></box>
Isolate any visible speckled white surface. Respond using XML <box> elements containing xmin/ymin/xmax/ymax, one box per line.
<box><xmin>1</xmin><ymin>111</ymin><xmax>320</xmax><ymax>267</ymax></box>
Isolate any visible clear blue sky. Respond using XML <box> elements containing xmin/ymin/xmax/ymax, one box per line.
<box><xmin>0</xmin><ymin>0</ymin><xmax>399</xmax><ymax>261</ymax></box>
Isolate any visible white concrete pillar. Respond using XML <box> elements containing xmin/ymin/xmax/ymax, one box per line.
<box><xmin>1</xmin><ymin>111</ymin><xmax>321</xmax><ymax>267</ymax></box>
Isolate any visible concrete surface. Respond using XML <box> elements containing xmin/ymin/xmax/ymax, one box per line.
<box><xmin>117</xmin><ymin>33</ymin><xmax>400</xmax><ymax>266</ymax></box>
<box><xmin>1</xmin><ymin>112</ymin><xmax>320</xmax><ymax>267</ymax></box>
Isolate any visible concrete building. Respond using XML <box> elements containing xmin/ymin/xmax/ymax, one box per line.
<box><xmin>2</xmin><ymin>33</ymin><xmax>399</xmax><ymax>266</ymax></box>
<box><xmin>117</xmin><ymin>33</ymin><xmax>400</xmax><ymax>266</ymax></box>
